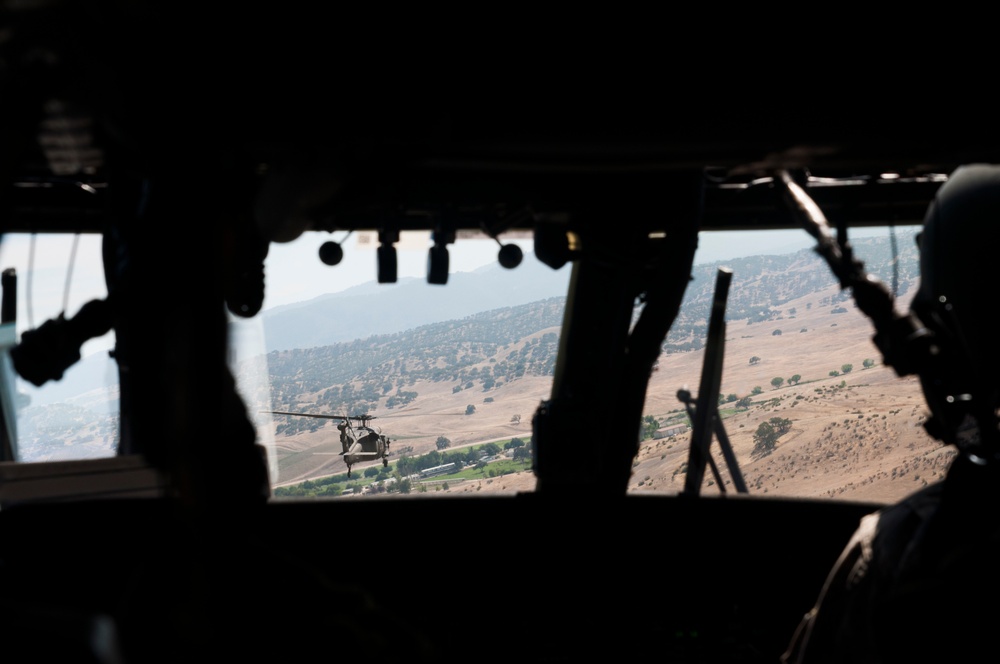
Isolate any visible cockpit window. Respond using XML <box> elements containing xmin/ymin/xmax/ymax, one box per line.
<box><xmin>635</xmin><ymin>225</ymin><xmax>940</xmax><ymax>502</ymax></box>
<box><xmin>0</xmin><ymin>225</ymin><xmax>941</xmax><ymax>505</ymax></box>
<box><xmin>231</xmin><ymin>230</ymin><xmax>556</xmax><ymax>497</ymax></box>
<box><xmin>0</xmin><ymin>233</ymin><xmax>117</xmax><ymax>463</ymax></box>
<box><xmin>233</xmin><ymin>224</ymin><xmax>938</xmax><ymax>502</ymax></box>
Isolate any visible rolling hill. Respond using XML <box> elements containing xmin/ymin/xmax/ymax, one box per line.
<box><xmin>251</xmin><ymin>227</ymin><xmax>948</xmax><ymax>504</ymax></box>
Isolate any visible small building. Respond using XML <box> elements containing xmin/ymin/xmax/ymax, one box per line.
<box><xmin>653</xmin><ymin>424</ymin><xmax>689</xmax><ymax>440</ymax></box>
<box><xmin>420</xmin><ymin>462</ymin><xmax>457</xmax><ymax>478</ymax></box>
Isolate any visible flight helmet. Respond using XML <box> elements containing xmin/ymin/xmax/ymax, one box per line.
<box><xmin>909</xmin><ymin>163</ymin><xmax>1000</xmax><ymax>458</ymax></box>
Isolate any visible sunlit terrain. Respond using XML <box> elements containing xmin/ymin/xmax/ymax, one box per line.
<box><xmin>2</xmin><ymin>226</ymin><xmax>941</xmax><ymax>506</ymax></box>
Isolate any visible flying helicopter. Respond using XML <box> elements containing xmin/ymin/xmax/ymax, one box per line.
<box><xmin>262</xmin><ymin>411</ymin><xmax>390</xmax><ymax>478</ymax></box>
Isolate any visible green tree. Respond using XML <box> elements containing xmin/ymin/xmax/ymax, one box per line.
<box><xmin>771</xmin><ymin>377</ymin><xmax>784</xmax><ymax>389</ymax></box>
<box><xmin>505</xmin><ymin>437</ymin><xmax>526</xmax><ymax>450</ymax></box>
<box><xmin>751</xmin><ymin>386</ymin><xmax>763</xmax><ymax>395</ymax></box>
<box><xmin>863</xmin><ymin>358</ymin><xmax>876</xmax><ymax>369</ymax></box>
<box><xmin>395</xmin><ymin>455</ymin><xmax>416</xmax><ymax>478</ymax></box>
<box><xmin>641</xmin><ymin>415</ymin><xmax>659</xmax><ymax>440</ymax></box>
<box><xmin>841</xmin><ymin>363</ymin><xmax>854</xmax><ymax>374</ymax></box>
<box><xmin>829</xmin><ymin>370</ymin><xmax>840</xmax><ymax>377</ymax></box>
<box><xmin>752</xmin><ymin>417</ymin><xmax>792</xmax><ymax>458</ymax></box>
<box><xmin>735</xmin><ymin>396</ymin><xmax>752</xmax><ymax>409</ymax></box>
<box><xmin>481</xmin><ymin>442</ymin><xmax>501</xmax><ymax>457</ymax></box>
<box><xmin>436</xmin><ymin>436</ymin><xmax>451</xmax><ymax>450</ymax></box>
<box><xmin>749</xmin><ymin>356</ymin><xmax>761</xmax><ymax>365</ymax></box>
<box><xmin>513</xmin><ymin>447</ymin><xmax>531</xmax><ymax>462</ymax></box>
<box><xmin>789</xmin><ymin>374</ymin><xmax>801</xmax><ymax>385</ymax></box>
<box><xmin>465</xmin><ymin>404</ymin><xmax>477</xmax><ymax>415</ymax></box>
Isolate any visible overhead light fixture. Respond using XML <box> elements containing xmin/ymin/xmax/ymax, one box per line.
<box><xmin>496</xmin><ymin>240</ymin><xmax>523</xmax><ymax>269</ymax></box>
<box><xmin>427</xmin><ymin>244</ymin><xmax>449</xmax><ymax>284</ymax></box>
<box><xmin>318</xmin><ymin>230</ymin><xmax>354</xmax><ymax>267</ymax></box>
<box><xmin>482</xmin><ymin>209</ymin><xmax>530</xmax><ymax>269</ymax></box>
<box><xmin>534</xmin><ymin>222</ymin><xmax>572</xmax><ymax>270</ymax></box>
<box><xmin>427</xmin><ymin>224</ymin><xmax>454</xmax><ymax>285</ymax></box>
<box><xmin>318</xmin><ymin>240</ymin><xmax>343</xmax><ymax>266</ymax></box>
<box><xmin>378</xmin><ymin>228</ymin><xmax>399</xmax><ymax>283</ymax></box>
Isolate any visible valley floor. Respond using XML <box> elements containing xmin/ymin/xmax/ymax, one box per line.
<box><xmin>268</xmin><ymin>282</ymin><xmax>951</xmax><ymax>505</ymax></box>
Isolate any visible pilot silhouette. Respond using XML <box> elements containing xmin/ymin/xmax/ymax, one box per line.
<box><xmin>782</xmin><ymin>163</ymin><xmax>1000</xmax><ymax>663</ymax></box>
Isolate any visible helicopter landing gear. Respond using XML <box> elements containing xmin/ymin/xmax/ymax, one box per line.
<box><xmin>383</xmin><ymin>458</ymin><xmax>388</xmax><ymax>468</ymax></box>
<box><xmin>347</xmin><ymin>467</ymin><xmax>352</xmax><ymax>478</ymax></box>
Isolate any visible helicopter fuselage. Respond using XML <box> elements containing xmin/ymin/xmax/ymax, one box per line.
<box><xmin>341</xmin><ymin>429</ymin><xmax>390</xmax><ymax>476</ymax></box>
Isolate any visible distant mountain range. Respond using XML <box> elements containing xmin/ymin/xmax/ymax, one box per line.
<box><xmin>20</xmin><ymin>231</ymin><xmax>919</xmax><ymax>415</ymax></box>
<box><xmin>254</xmin><ymin>226</ymin><xmax>920</xmax><ymax>360</ymax></box>
<box><xmin>259</xmin><ymin>252</ymin><xmax>572</xmax><ymax>352</ymax></box>
<box><xmin>256</xmin><ymin>230</ymin><xmax>920</xmax><ymax>418</ymax></box>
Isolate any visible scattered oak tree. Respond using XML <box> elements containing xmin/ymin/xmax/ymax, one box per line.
<box><xmin>752</xmin><ymin>417</ymin><xmax>792</xmax><ymax>458</ymax></box>
<box><xmin>505</xmin><ymin>437</ymin><xmax>526</xmax><ymax>450</ymax></box>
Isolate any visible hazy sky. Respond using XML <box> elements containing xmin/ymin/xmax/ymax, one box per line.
<box><xmin>262</xmin><ymin>231</ymin><xmax>537</xmax><ymax>311</ymax></box>
<box><xmin>260</xmin><ymin>227</ymin><xmax>829</xmax><ymax>312</ymax></box>
<box><xmin>0</xmin><ymin>224</ymin><xmax>911</xmax><ymax>358</ymax></box>
<box><xmin>0</xmin><ymin>222</ymin><xmax>917</xmax><ymax>430</ymax></box>
<box><xmin>260</xmin><ymin>225</ymin><xmax>913</xmax><ymax>309</ymax></box>
<box><xmin>0</xmin><ymin>233</ymin><xmax>107</xmax><ymax>332</ymax></box>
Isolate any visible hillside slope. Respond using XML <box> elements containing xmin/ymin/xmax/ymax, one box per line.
<box><xmin>261</xmin><ymin>243</ymin><xmax>947</xmax><ymax>505</ymax></box>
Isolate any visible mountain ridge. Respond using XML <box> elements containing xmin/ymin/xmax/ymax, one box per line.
<box><xmin>259</xmin><ymin>253</ymin><xmax>572</xmax><ymax>352</ymax></box>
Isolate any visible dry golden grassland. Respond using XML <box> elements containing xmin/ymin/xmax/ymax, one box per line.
<box><xmin>267</xmin><ymin>281</ymin><xmax>952</xmax><ymax>504</ymax></box>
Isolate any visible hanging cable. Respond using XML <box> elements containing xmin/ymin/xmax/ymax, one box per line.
<box><xmin>889</xmin><ymin>223</ymin><xmax>899</xmax><ymax>298</ymax></box>
<box><xmin>26</xmin><ymin>233</ymin><xmax>35</xmax><ymax>329</ymax></box>
<box><xmin>62</xmin><ymin>233</ymin><xmax>80</xmax><ymax>316</ymax></box>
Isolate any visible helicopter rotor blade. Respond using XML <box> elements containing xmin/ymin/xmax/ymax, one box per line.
<box><xmin>374</xmin><ymin>410</ymin><xmax>467</xmax><ymax>418</ymax></box>
<box><xmin>259</xmin><ymin>410</ymin><xmax>347</xmax><ymax>421</ymax></box>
